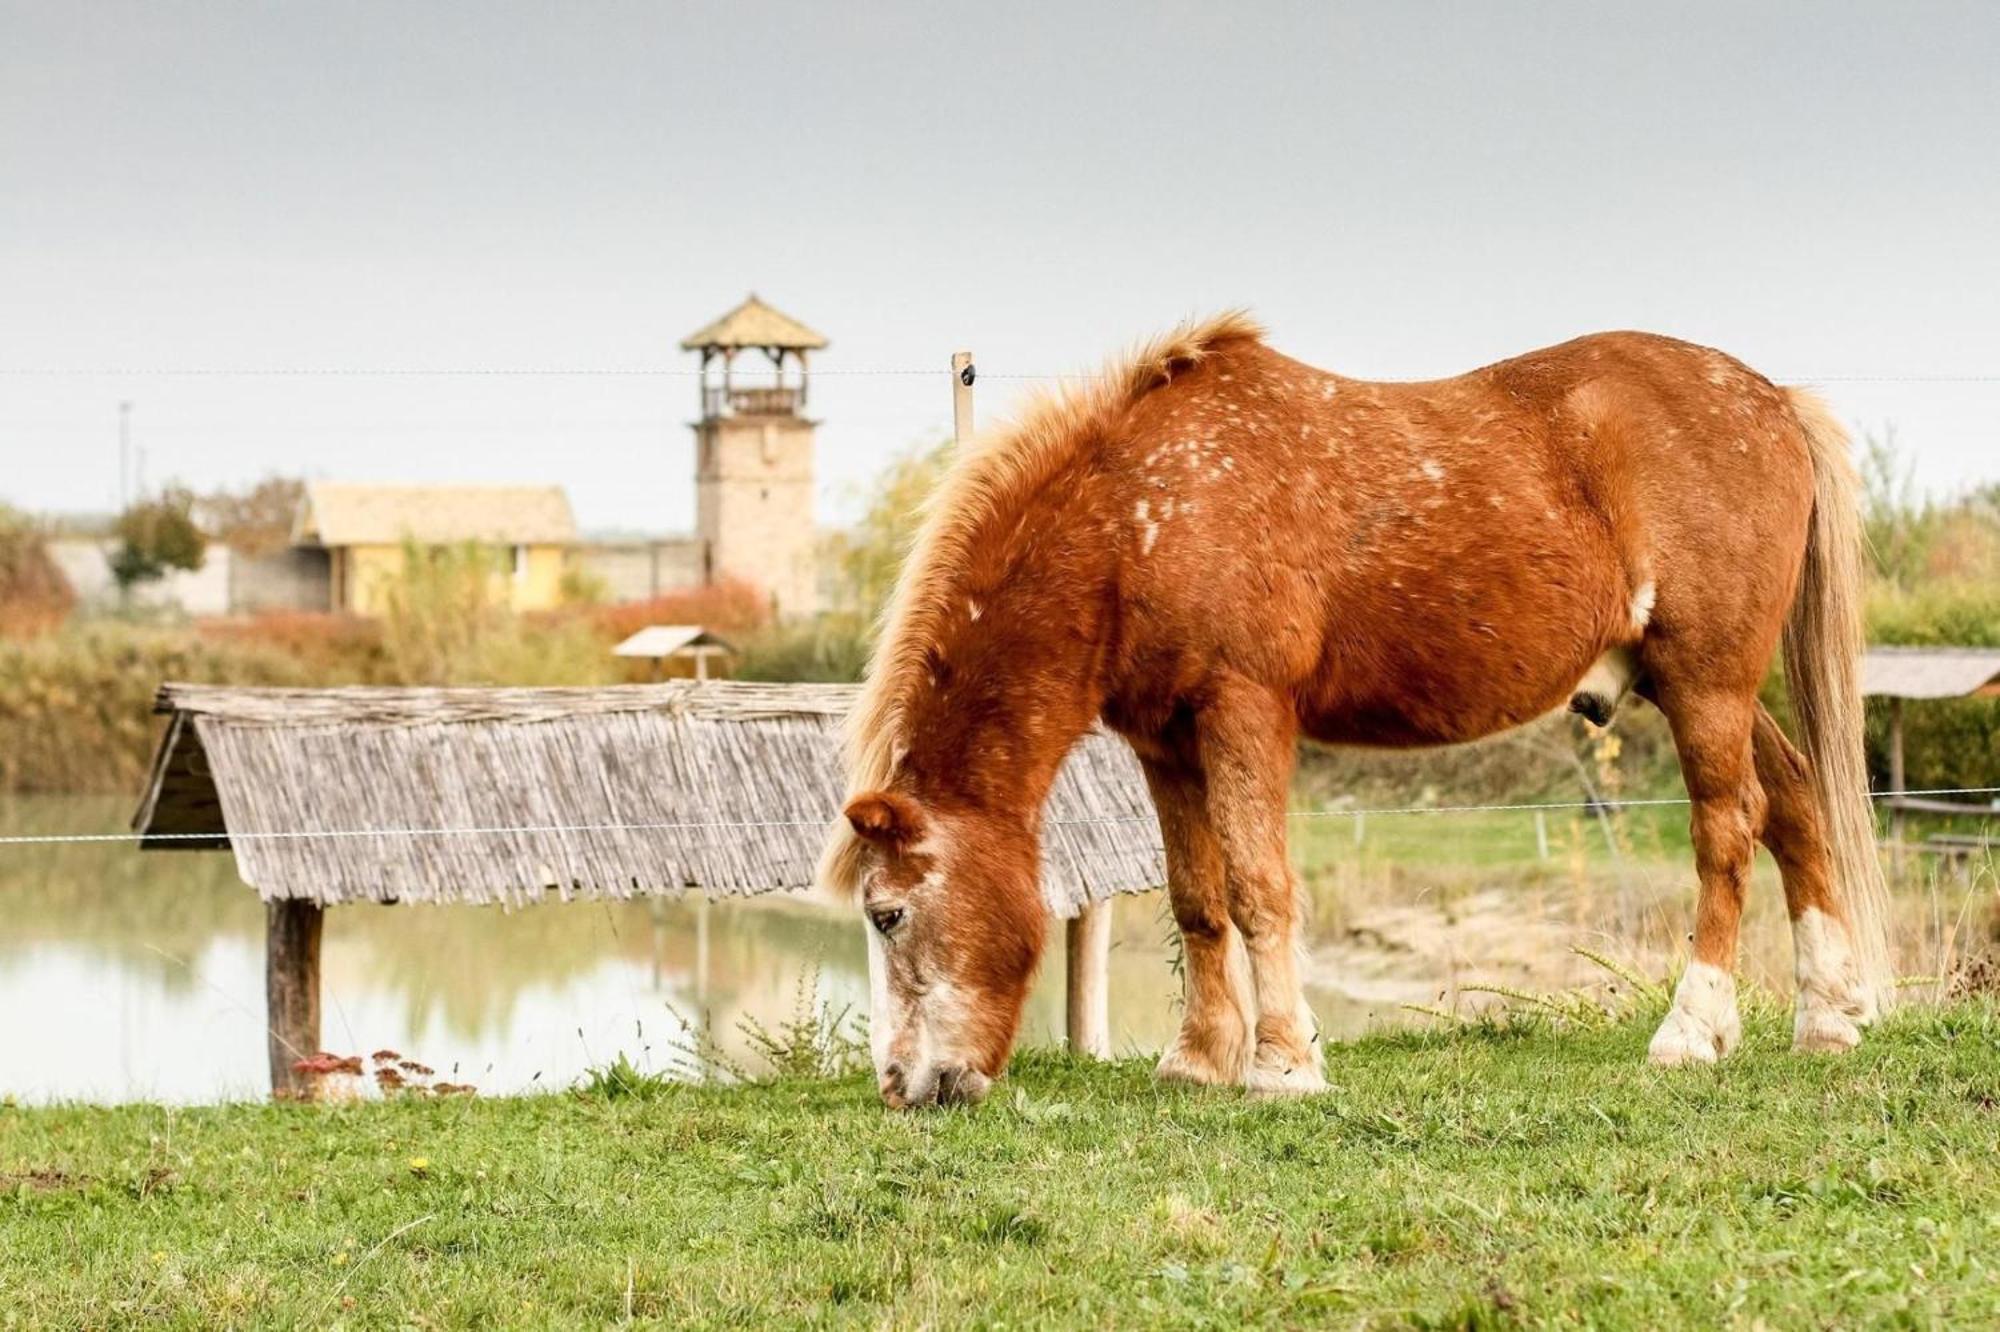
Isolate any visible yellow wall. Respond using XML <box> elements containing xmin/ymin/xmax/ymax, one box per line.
<box><xmin>331</xmin><ymin>543</ymin><xmax>569</xmax><ymax>616</ymax></box>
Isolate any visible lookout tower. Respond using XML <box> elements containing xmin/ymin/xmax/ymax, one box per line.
<box><xmin>681</xmin><ymin>295</ymin><xmax>827</xmax><ymax>618</ymax></box>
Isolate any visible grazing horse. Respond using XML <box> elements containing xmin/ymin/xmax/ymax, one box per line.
<box><xmin>821</xmin><ymin>313</ymin><xmax>1892</xmax><ymax>1108</ymax></box>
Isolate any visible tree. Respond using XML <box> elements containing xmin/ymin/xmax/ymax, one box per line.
<box><xmin>827</xmin><ymin>438</ymin><xmax>953</xmax><ymax>617</ymax></box>
<box><xmin>110</xmin><ymin>486</ymin><xmax>207</xmax><ymax>590</ymax></box>
<box><xmin>201</xmin><ymin>476</ymin><xmax>305</xmax><ymax>556</ymax></box>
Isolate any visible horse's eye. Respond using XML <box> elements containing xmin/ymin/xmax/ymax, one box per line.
<box><xmin>869</xmin><ymin>907</ymin><xmax>906</xmax><ymax>937</ymax></box>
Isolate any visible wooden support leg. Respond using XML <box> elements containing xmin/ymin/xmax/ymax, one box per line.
<box><xmin>1065</xmin><ymin>901</ymin><xmax>1112</xmax><ymax>1058</ymax></box>
<box><xmin>1888</xmin><ymin>697</ymin><xmax>1907</xmax><ymax>879</ymax></box>
<box><xmin>266</xmin><ymin>899</ymin><xmax>324</xmax><ymax>1100</ymax></box>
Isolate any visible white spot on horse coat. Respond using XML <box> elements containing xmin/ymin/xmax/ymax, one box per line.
<box><xmin>1419</xmin><ymin>459</ymin><xmax>1444</xmax><ymax>482</ymax></box>
<box><xmin>1134</xmin><ymin>499</ymin><xmax>1159</xmax><ymax>555</ymax></box>
<box><xmin>967</xmin><ymin>599</ymin><xmax>982</xmax><ymax>622</ymax></box>
<box><xmin>1630</xmin><ymin>580</ymin><xmax>1657</xmax><ymax>630</ymax></box>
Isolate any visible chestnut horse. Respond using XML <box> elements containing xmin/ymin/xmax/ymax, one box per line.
<box><xmin>822</xmin><ymin>313</ymin><xmax>1891</xmax><ymax>1108</ymax></box>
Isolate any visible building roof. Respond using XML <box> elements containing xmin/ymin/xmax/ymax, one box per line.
<box><xmin>612</xmin><ymin>626</ymin><xmax>737</xmax><ymax>658</ymax></box>
<box><xmin>1860</xmin><ymin>646</ymin><xmax>2000</xmax><ymax>700</ymax></box>
<box><xmin>133</xmin><ymin>681</ymin><xmax>1163</xmax><ymax>916</ymax></box>
<box><xmin>294</xmin><ymin>483</ymin><xmax>576</xmax><ymax>547</ymax></box>
<box><xmin>679</xmin><ymin>294</ymin><xmax>829</xmax><ymax>352</ymax></box>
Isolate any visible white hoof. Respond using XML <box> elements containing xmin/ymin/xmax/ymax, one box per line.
<box><xmin>1155</xmin><ymin>1029</ymin><xmax>1248</xmax><ymax>1087</ymax></box>
<box><xmin>1792</xmin><ymin>907</ymin><xmax>1877</xmax><ymax>1051</ymax></box>
<box><xmin>1793</xmin><ymin>993</ymin><xmax>1863</xmax><ymax>1053</ymax></box>
<box><xmin>1648</xmin><ymin>963</ymin><xmax>1740</xmax><ymax>1068</ymax></box>
<box><xmin>1243</xmin><ymin>1040</ymin><xmax>1328</xmax><ymax>1098</ymax></box>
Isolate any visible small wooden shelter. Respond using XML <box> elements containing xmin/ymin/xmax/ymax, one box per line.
<box><xmin>1861</xmin><ymin>645</ymin><xmax>2000</xmax><ymax>851</ymax></box>
<box><xmin>612</xmin><ymin>625</ymin><xmax>736</xmax><ymax>680</ymax></box>
<box><xmin>134</xmin><ymin>680</ymin><xmax>1165</xmax><ymax>1096</ymax></box>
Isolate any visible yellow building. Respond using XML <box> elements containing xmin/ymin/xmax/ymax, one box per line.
<box><xmin>293</xmin><ymin>483</ymin><xmax>576</xmax><ymax>616</ymax></box>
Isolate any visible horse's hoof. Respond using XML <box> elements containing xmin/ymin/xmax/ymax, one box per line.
<box><xmin>1649</xmin><ymin>963</ymin><xmax>1740</xmax><ymax>1068</ymax></box>
<box><xmin>1793</xmin><ymin>994</ymin><xmax>1863</xmax><ymax>1054</ymax></box>
<box><xmin>1243</xmin><ymin>1042</ymin><xmax>1329</xmax><ymax>1097</ymax></box>
<box><xmin>1155</xmin><ymin>1037</ymin><xmax>1246</xmax><ymax>1088</ymax></box>
<box><xmin>1648</xmin><ymin>1014</ymin><xmax>1722</xmax><ymax>1067</ymax></box>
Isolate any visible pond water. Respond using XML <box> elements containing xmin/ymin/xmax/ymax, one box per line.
<box><xmin>2</xmin><ymin>799</ymin><xmax>1403</xmax><ymax>1104</ymax></box>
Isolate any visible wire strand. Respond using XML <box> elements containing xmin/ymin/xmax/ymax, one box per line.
<box><xmin>0</xmin><ymin>367</ymin><xmax>1995</xmax><ymax>383</ymax></box>
<box><xmin>3</xmin><ymin>786</ymin><xmax>1993</xmax><ymax>848</ymax></box>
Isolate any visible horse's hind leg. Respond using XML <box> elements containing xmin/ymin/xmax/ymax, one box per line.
<box><xmin>1648</xmin><ymin>687</ymin><xmax>1764</xmax><ymax>1067</ymax></box>
<box><xmin>1142</xmin><ymin>755</ymin><xmax>1251</xmax><ymax>1086</ymax></box>
<box><xmin>1751</xmin><ymin>705</ymin><xmax>1875</xmax><ymax>1051</ymax></box>
<box><xmin>1196</xmin><ymin>679</ymin><xmax>1326</xmax><ymax>1096</ymax></box>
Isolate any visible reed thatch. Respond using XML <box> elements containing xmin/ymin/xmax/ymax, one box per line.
<box><xmin>134</xmin><ymin>681</ymin><xmax>1164</xmax><ymax>914</ymax></box>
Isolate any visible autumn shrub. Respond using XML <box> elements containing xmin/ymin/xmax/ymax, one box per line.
<box><xmin>0</xmin><ymin>505</ymin><xmax>74</xmax><ymax>636</ymax></box>
<box><xmin>578</xmin><ymin>577</ymin><xmax>772</xmax><ymax>643</ymax></box>
<box><xmin>195</xmin><ymin>611</ymin><xmax>388</xmax><ymax>680</ymax></box>
<box><xmin>0</xmin><ymin>626</ymin><xmax>315</xmax><ymax>793</ymax></box>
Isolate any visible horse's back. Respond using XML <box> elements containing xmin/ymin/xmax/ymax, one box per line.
<box><xmin>1103</xmin><ymin>331</ymin><xmax>1815</xmax><ymax>748</ymax></box>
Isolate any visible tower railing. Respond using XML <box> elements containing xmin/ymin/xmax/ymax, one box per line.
<box><xmin>702</xmin><ymin>384</ymin><xmax>803</xmax><ymax>418</ymax></box>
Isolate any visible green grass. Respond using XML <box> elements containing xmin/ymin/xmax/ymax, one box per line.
<box><xmin>5</xmin><ymin>1002</ymin><xmax>2000</xmax><ymax>1328</ymax></box>
<box><xmin>1290</xmin><ymin>803</ymin><xmax>1696</xmax><ymax>874</ymax></box>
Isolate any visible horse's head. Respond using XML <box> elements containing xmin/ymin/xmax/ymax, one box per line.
<box><xmin>843</xmin><ymin>789</ymin><xmax>1046</xmax><ymax>1108</ymax></box>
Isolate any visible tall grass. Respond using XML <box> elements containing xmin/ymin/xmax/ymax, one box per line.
<box><xmin>0</xmin><ymin>627</ymin><xmax>321</xmax><ymax>794</ymax></box>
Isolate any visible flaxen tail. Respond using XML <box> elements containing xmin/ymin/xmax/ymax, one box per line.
<box><xmin>1782</xmin><ymin>388</ymin><xmax>1894</xmax><ymax>1008</ymax></box>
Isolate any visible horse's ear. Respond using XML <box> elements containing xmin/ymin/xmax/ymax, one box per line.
<box><xmin>844</xmin><ymin>790</ymin><xmax>924</xmax><ymax>848</ymax></box>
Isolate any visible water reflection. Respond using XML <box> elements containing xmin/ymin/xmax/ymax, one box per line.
<box><xmin>4</xmin><ymin>798</ymin><xmax>1220</xmax><ymax>1103</ymax></box>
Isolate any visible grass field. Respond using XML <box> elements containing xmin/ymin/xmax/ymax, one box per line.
<box><xmin>5</xmin><ymin>999</ymin><xmax>1999</xmax><ymax>1328</ymax></box>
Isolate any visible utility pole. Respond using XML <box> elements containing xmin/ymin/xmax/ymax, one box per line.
<box><xmin>118</xmin><ymin>401</ymin><xmax>133</xmax><ymax>508</ymax></box>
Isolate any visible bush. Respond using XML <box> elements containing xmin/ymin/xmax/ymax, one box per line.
<box><xmin>733</xmin><ymin>615</ymin><xmax>873</xmax><ymax>684</ymax></box>
<box><xmin>0</xmin><ymin>627</ymin><xmax>316</xmax><ymax>794</ymax></box>
<box><xmin>0</xmin><ymin>505</ymin><xmax>74</xmax><ymax>636</ymax></box>
<box><xmin>580</xmin><ymin>578</ymin><xmax>771</xmax><ymax>645</ymax></box>
<box><xmin>379</xmin><ymin>539</ymin><xmax>618</xmax><ymax>687</ymax></box>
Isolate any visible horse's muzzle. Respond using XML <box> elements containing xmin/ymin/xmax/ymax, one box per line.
<box><xmin>879</xmin><ymin>1062</ymin><xmax>991</xmax><ymax>1109</ymax></box>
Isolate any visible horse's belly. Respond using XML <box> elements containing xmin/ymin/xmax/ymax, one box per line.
<box><xmin>1297</xmin><ymin>606</ymin><xmax>1616</xmax><ymax>749</ymax></box>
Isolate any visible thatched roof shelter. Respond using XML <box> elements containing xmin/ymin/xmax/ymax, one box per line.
<box><xmin>134</xmin><ymin>681</ymin><xmax>1164</xmax><ymax>915</ymax></box>
<box><xmin>1861</xmin><ymin>646</ymin><xmax>2000</xmax><ymax>700</ymax></box>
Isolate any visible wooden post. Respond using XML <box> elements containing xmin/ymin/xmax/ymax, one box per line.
<box><xmin>1065</xmin><ymin>902</ymin><xmax>1112</xmax><ymax>1058</ymax></box>
<box><xmin>1888</xmin><ymin>696</ymin><xmax>1907</xmax><ymax>874</ymax></box>
<box><xmin>695</xmin><ymin>891</ymin><xmax>711</xmax><ymax>1004</ymax></box>
<box><xmin>265</xmin><ymin>899</ymin><xmax>323</xmax><ymax>1100</ymax></box>
<box><xmin>951</xmin><ymin>351</ymin><xmax>975</xmax><ymax>446</ymax></box>
<box><xmin>1535</xmin><ymin>809</ymin><xmax>1550</xmax><ymax>861</ymax></box>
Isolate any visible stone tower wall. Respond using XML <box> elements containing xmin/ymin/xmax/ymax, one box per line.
<box><xmin>693</xmin><ymin>413</ymin><xmax>818</xmax><ymax>617</ymax></box>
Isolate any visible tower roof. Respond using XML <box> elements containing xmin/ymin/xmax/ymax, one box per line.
<box><xmin>680</xmin><ymin>294</ymin><xmax>828</xmax><ymax>352</ymax></box>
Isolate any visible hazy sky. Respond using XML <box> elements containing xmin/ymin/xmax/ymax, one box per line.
<box><xmin>4</xmin><ymin>2</ymin><xmax>1996</xmax><ymax>532</ymax></box>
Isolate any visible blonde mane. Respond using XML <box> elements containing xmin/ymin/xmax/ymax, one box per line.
<box><xmin>817</xmin><ymin>310</ymin><xmax>1264</xmax><ymax>895</ymax></box>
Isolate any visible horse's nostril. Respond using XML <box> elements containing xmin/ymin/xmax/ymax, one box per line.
<box><xmin>879</xmin><ymin>1062</ymin><xmax>909</xmax><ymax>1107</ymax></box>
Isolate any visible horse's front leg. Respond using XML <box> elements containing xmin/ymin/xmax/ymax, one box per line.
<box><xmin>1197</xmin><ymin>680</ymin><xmax>1327</xmax><ymax>1096</ymax></box>
<box><xmin>1142</xmin><ymin>755</ymin><xmax>1251</xmax><ymax>1086</ymax></box>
